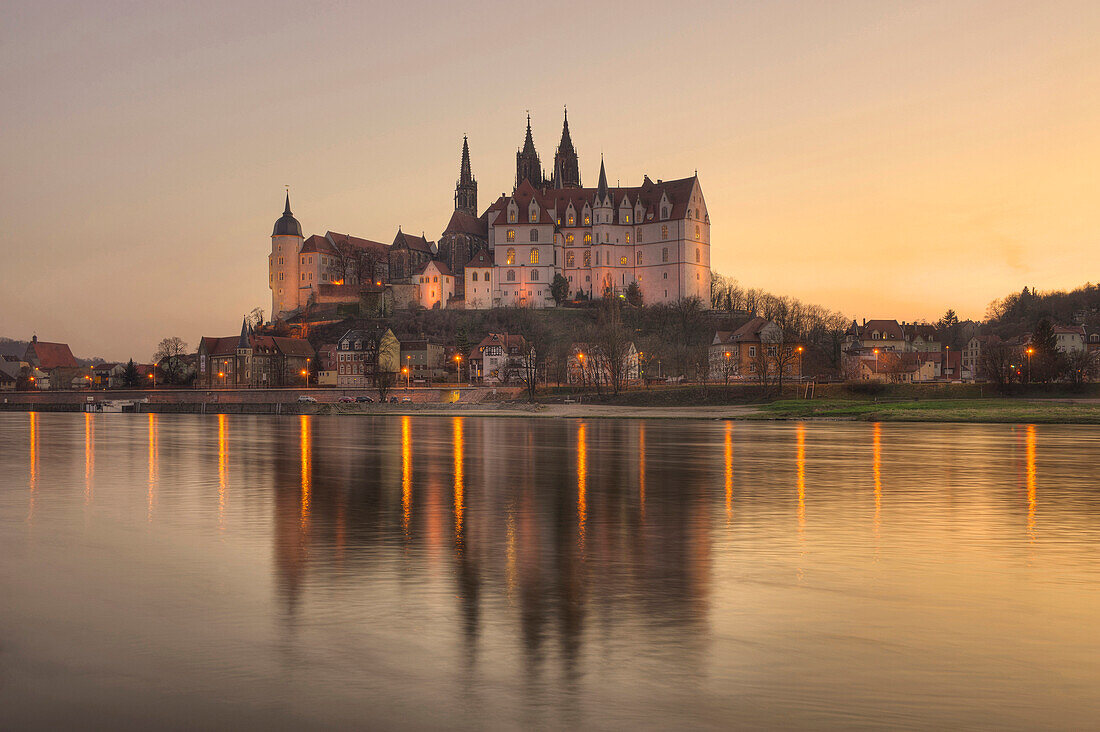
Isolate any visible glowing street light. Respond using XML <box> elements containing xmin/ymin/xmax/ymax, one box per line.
<box><xmin>1026</xmin><ymin>347</ymin><xmax>1034</xmax><ymax>384</ymax></box>
<box><xmin>797</xmin><ymin>345</ymin><xmax>804</xmax><ymax>381</ymax></box>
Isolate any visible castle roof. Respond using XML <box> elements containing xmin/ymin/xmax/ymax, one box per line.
<box><xmin>24</xmin><ymin>339</ymin><xmax>79</xmax><ymax>370</ymax></box>
<box><xmin>393</xmin><ymin>230</ymin><xmax>434</xmax><ymax>253</ymax></box>
<box><xmin>442</xmin><ymin>210</ymin><xmax>488</xmax><ymax>238</ymax></box>
<box><xmin>273</xmin><ymin>193</ymin><xmax>303</xmax><ymax>237</ymax></box>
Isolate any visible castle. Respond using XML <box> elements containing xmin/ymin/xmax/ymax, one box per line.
<box><xmin>268</xmin><ymin>111</ymin><xmax>711</xmax><ymax>319</ymax></box>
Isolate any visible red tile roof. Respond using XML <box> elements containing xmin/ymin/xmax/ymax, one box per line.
<box><xmin>25</xmin><ymin>340</ymin><xmax>79</xmax><ymax>369</ymax></box>
<box><xmin>487</xmin><ymin>175</ymin><xmax>700</xmax><ymax>227</ymax></box>
<box><xmin>393</xmin><ymin>230</ymin><xmax>434</xmax><ymax>253</ymax></box>
<box><xmin>326</xmin><ymin>231</ymin><xmax>389</xmax><ymax>257</ymax></box>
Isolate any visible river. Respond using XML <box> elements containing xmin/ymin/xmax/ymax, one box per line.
<box><xmin>1</xmin><ymin>413</ymin><xmax>1099</xmax><ymax>729</ymax></box>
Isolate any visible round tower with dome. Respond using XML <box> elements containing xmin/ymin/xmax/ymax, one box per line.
<box><xmin>269</xmin><ymin>192</ymin><xmax>304</xmax><ymax>318</ymax></box>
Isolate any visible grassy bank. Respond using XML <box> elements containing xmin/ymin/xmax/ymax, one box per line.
<box><xmin>754</xmin><ymin>398</ymin><xmax>1100</xmax><ymax>424</ymax></box>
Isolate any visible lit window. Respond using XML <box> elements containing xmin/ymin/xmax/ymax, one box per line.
<box><xmin>566</xmin><ymin>233</ymin><xmax>575</xmax><ymax>244</ymax></box>
<box><xmin>636</xmin><ymin>252</ymin><xmax>642</xmax><ymax>265</ymax></box>
<box><xmin>530</xmin><ymin>229</ymin><xmax>538</xmax><ymax>242</ymax></box>
<box><xmin>506</xmin><ymin>248</ymin><xmax>516</xmax><ymax>265</ymax></box>
<box><xmin>583</xmin><ymin>251</ymin><xmax>591</xmax><ymax>267</ymax></box>
<box><xmin>620</xmin><ymin>256</ymin><xmax>628</xmax><ymax>266</ymax></box>
<box><xmin>509</xmin><ymin>211</ymin><xmax>516</xmax><ymax>223</ymax></box>
<box><xmin>507</xmin><ymin>229</ymin><xmax>515</xmax><ymax>242</ymax></box>
<box><xmin>530</xmin><ymin>209</ymin><xmax>538</xmax><ymax>223</ymax></box>
<box><xmin>695</xmin><ymin>225</ymin><xmax>701</xmax><ymax>241</ymax></box>
<box><xmin>584</xmin><ymin>233</ymin><xmax>592</xmax><ymax>245</ymax></box>
<box><xmin>624</xmin><ymin>213</ymin><xmax>631</xmax><ymax>223</ymax></box>
<box><xmin>568</xmin><ymin>214</ymin><xmax>575</xmax><ymax>226</ymax></box>
<box><xmin>583</xmin><ymin>215</ymin><xmax>590</xmax><ymax>225</ymax></box>
<box><xmin>661</xmin><ymin>225</ymin><xmax>668</xmax><ymax>239</ymax></box>
<box><xmin>529</xmin><ymin>249</ymin><xmax>539</xmax><ymax>265</ymax></box>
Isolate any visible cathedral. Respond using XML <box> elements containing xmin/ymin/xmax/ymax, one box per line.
<box><xmin>268</xmin><ymin>111</ymin><xmax>711</xmax><ymax>319</ymax></box>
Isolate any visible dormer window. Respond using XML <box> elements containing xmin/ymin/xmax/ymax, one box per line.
<box><xmin>624</xmin><ymin>214</ymin><xmax>631</xmax><ymax>223</ymax></box>
<box><xmin>567</xmin><ymin>213</ymin><xmax>575</xmax><ymax>226</ymax></box>
<box><xmin>529</xmin><ymin>207</ymin><xmax>538</xmax><ymax>223</ymax></box>
<box><xmin>583</xmin><ymin>214</ymin><xmax>590</xmax><ymax>225</ymax></box>
<box><xmin>508</xmin><ymin>210</ymin><xmax>517</xmax><ymax>223</ymax></box>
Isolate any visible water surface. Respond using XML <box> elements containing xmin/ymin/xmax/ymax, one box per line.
<box><xmin>2</xmin><ymin>413</ymin><xmax>1099</xmax><ymax>729</ymax></box>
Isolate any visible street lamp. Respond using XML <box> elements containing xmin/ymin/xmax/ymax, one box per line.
<box><xmin>148</xmin><ymin>371</ymin><xmax>156</xmax><ymax>388</ymax></box>
<box><xmin>454</xmin><ymin>353</ymin><xmax>462</xmax><ymax>384</ymax></box>
<box><xmin>797</xmin><ymin>346</ymin><xmax>803</xmax><ymax>381</ymax></box>
<box><xmin>222</xmin><ymin>360</ymin><xmax>229</xmax><ymax>388</ymax></box>
<box><xmin>402</xmin><ymin>366</ymin><xmax>410</xmax><ymax>390</ymax></box>
<box><xmin>406</xmin><ymin>355</ymin><xmax>412</xmax><ymax>389</ymax></box>
<box><xmin>301</xmin><ymin>369</ymin><xmax>309</xmax><ymax>387</ymax></box>
<box><xmin>1026</xmin><ymin>347</ymin><xmax>1034</xmax><ymax>384</ymax></box>
<box><xmin>724</xmin><ymin>351</ymin><xmax>731</xmax><ymax>386</ymax></box>
<box><xmin>873</xmin><ymin>348</ymin><xmax>880</xmax><ymax>380</ymax></box>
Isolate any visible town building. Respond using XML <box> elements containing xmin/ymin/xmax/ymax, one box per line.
<box><xmin>197</xmin><ymin>318</ymin><xmax>314</xmax><ymax>388</ymax></box>
<box><xmin>417</xmin><ymin>261</ymin><xmax>454</xmax><ymax>310</ymax></box>
<box><xmin>268</xmin><ymin>111</ymin><xmax>711</xmax><ymax>318</ymax></box>
<box><xmin>566</xmin><ymin>342</ymin><xmax>640</xmax><ymax>386</ymax></box>
<box><xmin>1053</xmin><ymin>325</ymin><xmax>1087</xmax><ymax>353</ymax></box>
<box><xmin>400</xmin><ymin>339</ymin><xmax>446</xmax><ymax>381</ymax></box>
<box><xmin>469</xmin><ymin>333</ymin><xmax>528</xmax><ymax>384</ymax></box>
<box><xmin>335</xmin><ymin>328</ymin><xmax>400</xmax><ymax>388</ymax></box>
<box><xmin>710</xmin><ymin>317</ymin><xmax>802</xmax><ymax>381</ymax></box>
<box><xmin>23</xmin><ymin>335</ymin><xmax>81</xmax><ymax>390</ymax></box>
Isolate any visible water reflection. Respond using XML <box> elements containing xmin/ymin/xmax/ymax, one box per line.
<box><xmin>27</xmin><ymin>412</ymin><xmax>38</xmax><ymax>522</ymax></box>
<box><xmin>84</xmin><ymin>412</ymin><xmax>94</xmax><ymax>505</ymax></box>
<box><xmin>148</xmin><ymin>413</ymin><xmax>158</xmax><ymax>521</ymax></box>
<box><xmin>5</xmin><ymin>415</ymin><xmax>1100</xmax><ymax>730</ymax></box>
<box><xmin>1027</xmin><ymin>424</ymin><xmax>1037</xmax><ymax>540</ymax></box>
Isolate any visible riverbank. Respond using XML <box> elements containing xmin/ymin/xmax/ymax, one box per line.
<box><xmin>752</xmin><ymin>398</ymin><xmax>1100</xmax><ymax>424</ymax></box>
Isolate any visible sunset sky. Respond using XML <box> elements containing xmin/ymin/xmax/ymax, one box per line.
<box><xmin>2</xmin><ymin>0</ymin><xmax>1098</xmax><ymax>360</ymax></box>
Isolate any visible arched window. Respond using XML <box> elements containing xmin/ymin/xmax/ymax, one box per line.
<box><xmin>637</xmin><ymin>231</ymin><xmax>643</xmax><ymax>243</ymax></box>
<box><xmin>471</xmin><ymin>271</ymin><xmax>478</xmax><ymax>282</ymax></box>
<box><xmin>530</xmin><ymin>229</ymin><xmax>538</xmax><ymax>242</ymax></box>
<box><xmin>531</xmin><ymin>269</ymin><xmax>539</xmax><ymax>281</ymax></box>
<box><xmin>583</xmin><ymin>214</ymin><xmax>590</xmax><ymax>225</ymax></box>
<box><xmin>433</xmin><ymin>275</ymin><xmax>438</xmax><ymax>283</ymax></box>
<box><xmin>662</xmin><ymin>247</ymin><xmax>669</xmax><ymax>263</ymax></box>
<box><xmin>626</xmin><ymin>232</ymin><xmax>631</xmax><ymax>244</ymax></box>
<box><xmin>529</xmin><ymin>249</ymin><xmax>539</xmax><ymax>264</ymax></box>
<box><xmin>567</xmin><ymin>214</ymin><xmax>575</xmax><ymax>226</ymax></box>
<box><xmin>636</xmin><ymin>251</ymin><xmax>642</xmax><ymax>265</ymax></box>
<box><xmin>583</xmin><ymin>233</ymin><xmax>592</xmax><ymax>245</ymax></box>
<box><xmin>505</xmin><ymin>248</ymin><xmax>516</xmax><ymax>265</ymax></box>
<box><xmin>529</xmin><ymin>209</ymin><xmax>538</xmax><ymax>223</ymax></box>
<box><xmin>696</xmin><ymin>248</ymin><xmax>701</xmax><ymax>263</ymax></box>
<box><xmin>566</xmin><ymin>233</ymin><xmax>575</xmax><ymax>244</ymax></box>
<box><xmin>688</xmin><ymin>208</ymin><xmax>693</xmax><ymax>219</ymax></box>
<box><xmin>620</xmin><ymin>256</ymin><xmax>628</xmax><ymax>266</ymax></box>
<box><xmin>566</xmin><ymin>252</ymin><xmax>575</xmax><ymax>267</ymax></box>
<box><xmin>485</xmin><ymin>272</ymin><xmax>490</xmax><ymax>282</ymax></box>
<box><xmin>507</xmin><ymin>229</ymin><xmax>515</xmax><ymax>242</ymax></box>
<box><xmin>661</xmin><ymin>207</ymin><xmax>668</xmax><ymax>219</ymax></box>
<box><xmin>695</xmin><ymin>224</ymin><xmax>701</xmax><ymax>241</ymax></box>
<box><xmin>583</xmin><ymin>250</ymin><xmax>591</xmax><ymax>267</ymax></box>
<box><xmin>508</xmin><ymin>210</ymin><xmax>516</xmax><ymax>223</ymax></box>
<box><xmin>507</xmin><ymin>270</ymin><xmax>516</xmax><ymax>282</ymax></box>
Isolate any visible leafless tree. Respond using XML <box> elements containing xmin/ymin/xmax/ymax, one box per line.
<box><xmin>980</xmin><ymin>341</ymin><xmax>1017</xmax><ymax>392</ymax></box>
<box><xmin>594</xmin><ymin>301</ymin><xmax>633</xmax><ymax>396</ymax></box>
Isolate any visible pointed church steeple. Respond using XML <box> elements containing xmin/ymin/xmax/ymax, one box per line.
<box><xmin>596</xmin><ymin>155</ymin><xmax>609</xmax><ymax>203</ymax></box>
<box><xmin>273</xmin><ymin>191</ymin><xmax>302</xmax><ymax>237</ymax></box>
<box><xmin>552</xmin><ymin>106</ymin><xmax>581</xmax><ymax>189</ymax></box>
<box><xmin>515</xmin><ymin>113</ymin><xmax>544</xmax><ymax>189</ymax></box>
<box><xmin>238</xmin><ymin>316</ymin><xmax>250</xmax><ymax>349</ymax></box>
<box><xmin>455</xmin><ymin>135</ymin><xmax>478</xmax><ymax>214</ymax></box>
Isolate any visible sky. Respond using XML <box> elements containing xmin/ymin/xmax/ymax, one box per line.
<box><xmin>2</xmin><ymin>0</ymin><xmax>1098</xmax><ymax>361</ymax></box>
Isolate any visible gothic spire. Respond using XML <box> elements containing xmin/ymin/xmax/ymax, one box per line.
<box><xmin>238</xmin><ymin>316</ymin><xmax>250</xmax><ymax>349</ymax></box>
<box><xmin>455</xmin><ymin>135</ymin><xmax>478</xmax><ymax>214</ymax></box>
<box><xmin>459</xmin><ymin>135</ymin><xmax>473</xmax><ymax>185</ymax></box>
<box><xmin>552</xmin><ymin>106</ymin><xmax>580</xmax><ymax>188</ymax></box>
<box><xmin>515</xmin><ymin>112</ymin><xmax>543</xmax><ymax>189</ymax></box>
<box><xmin>284</xmin><ymin>191</ymin><xmax>292</xmax><ymax>216</ymax></box>
<box><xmin>596</xmin><ymin>155</ymin><xmax>609</xmax><ymax>202</ymax></box>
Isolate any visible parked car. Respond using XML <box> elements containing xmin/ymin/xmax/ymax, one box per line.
<box><xmin>297</xmin><ymin>395</ymin><xmax>318</xmax><ymax>403</ymax></box>
<box><xmin>338</xmin><ymin>396</ymin><xmax>355</xmax><ymax>403</ymax></box>
<box><xmin>401</xmin><ymin>397</ymin><xmax>412</xmax><ymax>403</ymax></box>
<box><xmin>355</xmin><ymin>396</ymin><xmax>373</xmax><ymax>403</ymax></box>
<box><xmin>389</xmin><ymin>396</ymin><xmax>398</xmax><ymax>404</ymax></box>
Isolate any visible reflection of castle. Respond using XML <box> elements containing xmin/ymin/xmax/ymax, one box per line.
<box><xmin>268</xmin><ymin>417</ymin><xmax>711</xmax><ymax>673</ymax></box>
<box><xmin>268</xmin><ymin>111</ymin><xmax>711</xmax><ymax>319</ymax></box>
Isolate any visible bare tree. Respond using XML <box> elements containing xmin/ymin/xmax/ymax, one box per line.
<box><xmin>1064</xmin><ymin>349</ymin><xmax>1098</xmax><ymax>385</ymax></box>
<box><xmin>594</xmin><ymin>301</ymin><xmax>633</xmax><ymax>395</ymax></box>
<box><xmin>767</xmin><ymin>336</ymin><xmax>801</xmax><ymax>396</ymax></box>
<box><xmin>980</xmin><ymin>341</ymin><xmax>1017</xmax><ymax>392</ymax></box>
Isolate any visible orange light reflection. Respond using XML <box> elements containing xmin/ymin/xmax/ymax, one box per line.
<box><xmin>84</xmin><ymin>412</ymin><xmax>94</xmax><ymax>505</ymax></box>
<box><xmin>299</xmin><ymin>415</ymin><xmax>311</xmax><ymax>529</ymax></box>
<box><xmin>724</xmin><ymin>421</ymin><xmax>734</xmax><ymax>524</ymax></box>
<box><xmin>401</xmin><ymin>416</ymin><xmax>412</xmax><ymax>537</ymax></box>
<box><xmin>453</xmin><ymin>417</ymin><xmax>465</xmax><ymax>550</ymax></box>
<box><xmin>218</xmin><ymin>414</ymin><xmax>228</xmax><ymax>528</ymax></box>
<box><xmin>1026</xmin><ymin>424</ymin><xmax>1037</xmax><ymax>541</ymax></box>
<box><xmin>577</xmin><ymin>421</ymin><xmax>587</xmax><ymax>552</ymax></box>
<box><xmin>147</xmin><ymin>413</ymin><xmax>158</xmax><ymax>521</ymax></box>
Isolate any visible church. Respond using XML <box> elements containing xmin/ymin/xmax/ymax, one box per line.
<box><xmin>268</xmin><ymin>111</ymin><xmax>711</xmax><ymax>319</ymax></box>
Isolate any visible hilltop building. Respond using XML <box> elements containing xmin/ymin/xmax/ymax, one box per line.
<box><xmin>268</xmin><ymin>111</ymin><xmax>711</xmax><ymax>319</ymax></box>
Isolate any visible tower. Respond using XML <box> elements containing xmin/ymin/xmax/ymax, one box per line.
<box><xmin>551</xmin><ymin>108</ymin><xmax>581</xmax><ymax>189</ymax></box>
<box><xmin>454</xmin><ymin>136</ymin><xmax>478</xmax><ymax>215</ymax></box>
<box><xmin>235</xmin><ymin>316</ymin><xmax>253</xmax><ymax>387</ymax></box>
<box><xmin>269</xmin><ymin>192</ymin><xmax>304</xmax><ymax>320</ymax></box>
<box><xmin>515</xmin><ymin>113</ymin><xmax>543</xmax><ymax>189</ymax></box>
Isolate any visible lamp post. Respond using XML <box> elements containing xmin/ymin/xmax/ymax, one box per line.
<box><xmin>403</xmin><ymin>366</ymin><xmax>410</xmax><ymax>390</ymax></box>
<box><xmin>1026</xmin><ymin>347</ymin><xmax>1034</xmax><ymax>384</ymax></box>
<box><xmin>149</xmin><ymin>371</ymin><xmax>156</xmax><ymax>389</ymax></box>
<box><xmin>222</xmin><ymin>360</ymin><xmax>229</xmax><ymax>388</ymax></box>
<box><xmin>724</xmin><ymin>351</ymin><xmax>731</xmax><ymax>386</ymax></box>
<box><xmin>406</xmin><ymin>355</ymin><xmax>412</xmax><ymax>390</ymax></box>
<box><xmin>944</xmin><ymin>344</ymin><xmax>949</xmax><ymax>380</ymax></box>
<box><xmin>301</xmin><ymin>368</ymin><xmax>309</xmax><ymax>387</ymax></box>
<box><xmin>577</xmin><ymin>352</ymin><xmax>586</xmax><ymax>388</ymax></box>
<box><xmin>797</xmin><ymin>346</ymin><xmax>803</xmax><ymax>381</ymax></box>
<box><xmin>454</xmin><ymin>353</ymin><xmax>462</xmax><ymax>384</ymax></box>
